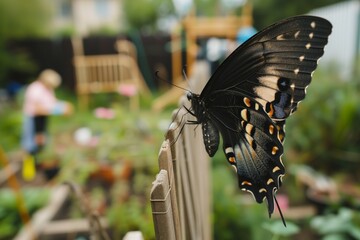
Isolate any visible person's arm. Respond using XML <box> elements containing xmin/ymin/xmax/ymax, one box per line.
<box><xmin>32</xmin><ymin>100</ymin><xmax>73</xmax><ymax>116</ymax></box>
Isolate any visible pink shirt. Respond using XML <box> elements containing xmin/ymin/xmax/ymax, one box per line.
<box><xmin>23</xmin><ymin>81</ymin><xmax>58</xmax><ymax>116</ymax></box>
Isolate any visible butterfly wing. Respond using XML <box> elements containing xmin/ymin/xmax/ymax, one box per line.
<box><xmin>199</xmin><ymin>16</ymin><xmax>332</xmax><ymax>214</ymax></box>
<box><xmin>206</xmin><ymin>94</ymin><xmax>284</xmax><ymax>215</ymax></box>
<box><xmin>201</xmin><ymin>15</ymin><xmax>332</xmax><ymax>120</ymax></box>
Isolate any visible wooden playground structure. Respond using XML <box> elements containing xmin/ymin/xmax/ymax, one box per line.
<box><xmin>152</xmin><ymin>3</ymin><xmax>253</xmax><ymax>111</ymax></box>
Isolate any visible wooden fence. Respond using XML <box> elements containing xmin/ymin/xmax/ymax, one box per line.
<box><xmin>151</xmin><ymin>108</ymin><xmax>212</xmax><ymax>240</ymax></box>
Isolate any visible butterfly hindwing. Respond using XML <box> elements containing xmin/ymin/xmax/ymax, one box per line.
<box><xmin>206</xmin><ymin>95</ymin><xmax>285</xmax><ymax>214</ymax></box>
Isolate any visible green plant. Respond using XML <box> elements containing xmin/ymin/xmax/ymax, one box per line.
<box><xmin>43</xmin><ymin>100</ymin><xmax>168</xmax><ymax>238</ymax></box>
<box><xmin>0</xmin><ymin>188</ymin><xmax>50</xmax><ymax>239</ymax></box>
<box><xmin>284</xmin><ymin>66</ymin><xmax>360</xmax><ymax>176</ymax></box>
<box><xmin>311</xmin><ymin>208</ymin><xmax>360</xmax><ymax>240</ymax></box>
<box><xmin>0</xmin><ymin>104</ymin><xmax>22</xmax><ymax>151</ymax></box>
<box><xmin>0</xmin><ymin>0</ymin><xmax>52</xmax><ymax>85</ymax></box>
<box><xmin>263</xmin><ymin>220</ymin><xmax>300</xmax><ymax>240</ymax></box>
<box><xmin>123</xmin><ymin>0</ymin><xmax>174</xmax><ymax>32</ymax></box>
<box><xmin>212</xmin><ymin>161</ymin><xmax>270</xmax><ymax>240</ymax></box>
<box><xmin>107</xmin><ymin>196</ymin><xmax>155</xmax><ymax>239</ymax></box>
<box><xmin>0</xmin><ymin>41</ymin><xmax>38</xmax><ymax>86</ymax></box>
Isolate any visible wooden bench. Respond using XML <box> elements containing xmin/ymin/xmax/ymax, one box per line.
<box><xmin>72</xmin><ymin>39</ymin><xmax>150</xmax><ymax>110</ymax></box>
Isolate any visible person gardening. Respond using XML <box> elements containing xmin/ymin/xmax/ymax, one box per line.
<box><xmin>21</xmin><ymin>69</ymin><xmax>73</xmax><ymax>180</ymax></box>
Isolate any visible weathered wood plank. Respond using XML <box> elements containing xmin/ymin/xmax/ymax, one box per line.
<box><xmin>14</xmin><ymin>185</ymin><xmax>70</xmax><ymax>240</ymax></box>
<box><xmin>151</xmin><ymin>170</ymin><xmax>176</xmax><ymax>240</ymax></box>
<box><xmin>158</xmin><ymin>140</ymin><xmax>181</xmax><ymax>240</ymax></box>
<box><xmin>40</xmin><ymin>217</ymin><xmax>108</xmax><ymax>235</ymax></box>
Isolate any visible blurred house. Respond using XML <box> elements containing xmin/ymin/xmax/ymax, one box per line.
<box><xmin>52</xmin><ymin>0</ymin><xmax>124</xmax><ymax>36</ymax></box>
<box><xmin>309</xmin><ymin>0</ymin><xmax>360</xmax><ymax>79</ymax></box>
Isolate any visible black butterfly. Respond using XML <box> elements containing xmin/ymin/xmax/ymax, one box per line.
<box><xmin>185</xmin><ymin>15</ymin><xmax>332</xmax><ymax>224</ymax></box>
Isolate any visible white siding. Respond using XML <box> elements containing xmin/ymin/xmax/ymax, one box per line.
<box><xmin>53</xmin><ymin>0</ymin><xmax>124</xmax><ymax>36</ymax></box>
<box><xmin>309</xmin><ymin>0</ymin><xmax>360</xmax><ymax>79</ymax></box>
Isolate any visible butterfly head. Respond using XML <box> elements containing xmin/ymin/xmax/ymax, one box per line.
<box><xmin>186</xmin><ymin>92</ymin><xmax>203</xmax><ymax>107</ymax></box>
<box><xmin>186</xmin><ymin>92</ymin><xmax>207</xmax><ymax>121</ymax></box>
<box><xmin>186</xmin><ymin>91</ymin><xmax>193</xmax><ymax>101</ymax></box>
<box><xmin>186</xmin><ymin>91</ymin><xmax>202</xmax><ymax>102</ymax></box>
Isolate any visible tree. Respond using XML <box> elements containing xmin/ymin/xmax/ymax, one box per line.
<box><xmin>123</xmin><ymin>0</ymin><xmax>174</xmax><ymax>32</ymax></box>
<box><xmin>0</xmin><ymin>0</ymin><xmax>52</xmax><ymax>86</ymax></box>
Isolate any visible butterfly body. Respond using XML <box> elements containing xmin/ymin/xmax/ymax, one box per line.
<box><xmin>187</xmin><ymin>92</ymin><xmax>220</xmax><ymax>157</ymax></box>
<box><xmin>185</xmin><ymin>16</ymin><xmax>332</xmax><ymax>219</ymax></box>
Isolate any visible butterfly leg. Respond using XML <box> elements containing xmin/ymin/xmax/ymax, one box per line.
<box><xmin>183</xmin><ymin>105</ymin><xmax>196</xmax><ymax>117</ymax></box>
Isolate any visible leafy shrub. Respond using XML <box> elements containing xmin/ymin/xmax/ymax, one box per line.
<box><xmin>284</xmin><ymin>66</ymin><xmax>360</xmax><ymax>177</ymax></box>
<box><xmin>0</xmin><ymin>188</ymin><xmax>50</xmax><ymax>239</ymax></box>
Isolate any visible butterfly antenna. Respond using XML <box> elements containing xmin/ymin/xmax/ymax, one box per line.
<box><xmin>182</xmin><ymin>66</ymin><xmax>194</xmax><ymax>92</ymax></box>
<box><xmin>274</xmin><ymin>195</ymin><xmax>287</xmax><ymax>227</ymax></box>
<box><xmin>155</xmin><ymin>71</ymin><xmax>190</xmax><ymax>92</ymax></box>
<box><xmin>182</xmin><ymin>67</ymin><xmax>189</xmax><ymax>81</ymax></box>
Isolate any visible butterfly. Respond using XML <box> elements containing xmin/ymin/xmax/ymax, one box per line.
<box><xmin>185</xmin><ymin>15</ymin><xmax>332</xmax><ymax>225</ymax></box>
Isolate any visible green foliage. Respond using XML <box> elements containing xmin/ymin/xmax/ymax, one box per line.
<box><xmin>124</xmin><ymin>0</ymin><xmax>174</xmax><ymax>32</ymax></box>
<box><xmin>0</xmin><ymin>0</ymin><xmax>51</xmax><ymax>85</ymax></box>
<box><xmin>49</xmin><ymin>103</ymin><xmax>164</xmax><ymax>183</ymax></box>
<box><xmin>54</xmin><ymin>26</ymin><xmax>76</xmax><ymax>38</ymax></box>
<box><xmin>311</xmin><ymin>208</ymin><xmax>360</xmax><ymax>240</ymax></box>
<box><xmin>41</xmin><ymin>95</ymin><xmax>167</xmax><ymax>239</ymax></box>
<box><xmin>193</xmin><ymin>0</ymin><xmax>222</xmax><ymax>16</ymax></box>
<box><xmin>284</xmin><ymin>66</ymin><xmax>360</xmax><ymax>176</ymax></box>
<box><xmin>212</xmin><ymin>161</ymin><xmax>302</xmax><ymax>240</ymax></box>
<box><xmin>107</xmin><ymin>196</ymin><xmax>155</xmax><ymax>239</ymax></box>
<box><xmin>0</xmin><ymin>40</ymin><xmax>38</xmax><ymax>85</ymax></box>
<box><xmin>0</xmin><ymin>188</ymin><xmax>50</xmax><ymax>239</ymax></box>
<box><xmin>0</xmin><ymin>104</ymin><xmax>22</xmax><ymax>151</ymax></box>
<box><xmin>263</xmin><ymin>221</ymin><xmax>300</xmax><ymax>240</ymax></box>
<box><xmin>88</xmin><ymin>25</ymin><xmax>120</xmax><ymax>37</ymax></box>
<box><xmin>212</xmin><ymin>158</ymin><xmax>270</xmax><ymax>240</ymax></box>
<box><xmin>0</xmin><ymin>0</ymin><xmax>52</xmax><ymax>39</ymax></box>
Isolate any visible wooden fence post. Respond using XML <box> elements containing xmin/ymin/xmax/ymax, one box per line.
<box><xmin>151</xmin><ymin>170</ymin><xmax>176</xmax><ymax>240</ymax></box>
<box><xmin>158</xmin><ymin>140</ymin><xmax>182</xmax><ymax>240</ymax></box>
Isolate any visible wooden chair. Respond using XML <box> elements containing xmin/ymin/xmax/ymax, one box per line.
<box><xmin>72</xmin><ymin>38</ymin><xmax>150</xmax><ymax>110</ymax></box>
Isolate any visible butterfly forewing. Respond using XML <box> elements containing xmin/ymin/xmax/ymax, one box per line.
<box><xmin>188</xmin><ymin>15</ymin><xmax>332</xmax><ymax>217</ymax></box>
<box><xmin>201</xmin><ymin>16</ymin><xmax>332</xmax><ymax>120</ymax></box>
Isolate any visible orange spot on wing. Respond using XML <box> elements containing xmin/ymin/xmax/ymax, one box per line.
<box><xmin>228</xmin><ymin>157</ymin><xmax>236</xmax><ymax>163</ymax></box>
<box><xmin>241</xmin><ymin>181</ymin><xmax>253</xmax><ymax>186</ymax></box>
<box><xmin>244</xmin><ymin>97</ymin><xmax>251</xmax><ymax>107</ymax></box>
<box><xmin>268</xmin><ymin>104</ymin><xmax>274</xmax><ymax>117</ymax></box>
<box><xmin>272</xmin><ymin>146</ymin><xmax>279</xmax><ymax>155</ymax></box>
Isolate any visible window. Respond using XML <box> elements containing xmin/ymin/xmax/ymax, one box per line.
<box><xmin>59</xmin><ymin>0</ymin><xmax>72</xmax><ymax>18</ymax></box>
<box><xmin>95</xmin><ymin>0</ymin><xmax>109</xmax><ymax>17</ymax></box>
